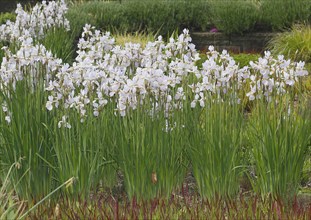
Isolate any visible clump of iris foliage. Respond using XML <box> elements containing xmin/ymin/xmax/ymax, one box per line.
<box><xmin>0</xmin><ymin>1</ymin><xmax>310</xmax><ymax>218</ymax></box>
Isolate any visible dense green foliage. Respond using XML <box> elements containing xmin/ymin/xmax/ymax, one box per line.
<box><xmin>247</xmin><ymin>98</ymin><xmax>311</xmax><ymax>200</ymax></box>
<box><xmin>268</xmin><ymin>24</ymin><xmax>311</xmax><ymax>63</ymax></box>
<box><xmin>209</xmin><ymin>0</ymin><xmax>259</xmax><ymax>34</ymax></box>
<box><xmin>66</xmin><ymin>0</ymin><xmax>211</xmax><ymax>38</ymax></box>
<box><xmin>39</xmin><ymin>28</ymin><xmax>76</xmax><ymax>64</ymax></box>
<box><xmin>0</xmin><ymin>12</ymin><xmax>16</xmax><ymax>24</ymax></box>
<box><xmin>260</xmin><ymin>0</ymin><xmax>311</xmax><ymax>31</ymax></box>
<box><xmin>67</xmin><ymin>0</ymin><xmax>311</xmax><ymax>37</ymax></box>
<box><xmin>189</xmin><ymin>98</ymin><xmax>244</xmax><ymax>199</ymax></box>
<box><xmin>232</xmin><ymin>53</ymin><xmax>261</xmax><ymax>67</ymax></box>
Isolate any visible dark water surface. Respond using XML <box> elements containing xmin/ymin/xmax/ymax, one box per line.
<box><xmin>0</xmin><ymin>0</ymin><xmax>40</xmax><ymax>13</ymax></box>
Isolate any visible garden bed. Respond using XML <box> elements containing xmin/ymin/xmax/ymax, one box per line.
<box><xmin>0</xmin><ymin>1</ymin><xmax>311</xmax><ymax>219</ymax></box>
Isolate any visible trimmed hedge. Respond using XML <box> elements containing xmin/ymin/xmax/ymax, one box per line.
<box><xmin>66</xmin><ymin>0</ymin><xmax>212</xmax><ymax>38</ymax></box>
<box><xmin>209</xmin><ymin>0</ymin><xmax>259</xmax><ymax>34</ymax></box>
<box><xmin>67</xmin><ymin>0</ymin><xmax>311</xmax><ymax>38</ymax></box>
<box><xmin>260</xmin><ymin>0</ymin><xmax>311</xmax><ymax>31</ymax></box>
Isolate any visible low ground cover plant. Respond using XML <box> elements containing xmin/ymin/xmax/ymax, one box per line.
<box><xmin>0</xmin><ymin>0</ymin><xmax>310</xmax><ymax>218</ymax></box>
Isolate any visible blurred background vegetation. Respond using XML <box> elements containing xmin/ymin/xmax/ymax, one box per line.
<box><xmin>1</xmin><ymin>0</ymin><xmax>310</xmax><ymax>37</ymax></box>
<box><xmin>63</xmin><ymin>0</ymin><xmax>311</xmax><ymax>37</ymax></box>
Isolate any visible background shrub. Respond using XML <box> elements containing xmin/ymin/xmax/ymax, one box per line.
<box><xmin>267</xmin><ymin>24</ymin><xmax>311</xmax><ymax>63</ymax></box>
<box><xmin>0</xmin><ymin>12</ymin><xmax>16</xmax><ymax>24</ymax></box>
<box><xmin>66</xmin><ymin>0</ymin><xmax>212</xmax><ymax>39</ymax></box>
<box><xmin>66</xmin><ymin>0</ymin><xmax>311</xmax><ymax>37</ymax></box>
<box><xmin>208</xmin><ymin>0</ymin><xmax>260</xmax><ymax>35</ymax></box>
<box><xmin>232</xmin><ymin>53</ymin><xmax>261</xmax><ymax>67</ymax></box>
<box><xmin>3</xmin><ymin>0</ymin><xmax>311</xmax><ymax>37</ymax></box>
<box><xmin>260</xmin><ymin>0</ymin><xmax>311</xmax><ymax>31</ymax></box>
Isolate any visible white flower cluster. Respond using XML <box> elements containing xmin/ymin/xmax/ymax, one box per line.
<box><xmin>189</xmin><ymin>46</ymin><xmax>243</xmax><ymax>108</ymax></box>
<box><xmin>1</xmin><ymin>37</ymin><xmax>62</xmax><ymax>89</ymax></box>
<box><xmin>0</xmin><ymin>0</ymin><xmax>69</xmax><ymax>42</ymax></box>
<box><xmin>246</xmin><ymin>52</ymin><xmax>308</xmax><ymax>101</ymax></box>
<box><xmin>0</xmin><ymin>1</ymin><xmax>309</xmax><ymax>127</ymax></box>
<box><xmin>0</xmin><ymin>36</ymin><xmax>62</xmax><ymax>123</ymax></box>
<box><xmin>47</xmin><ymin>26</ymin><xmax>199</xmax><ymax>118</ymax></box>
<box><xmin>45</xmin><ymin>25</ymin><xmax>308</xmax><ymax>120</ymax></box>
